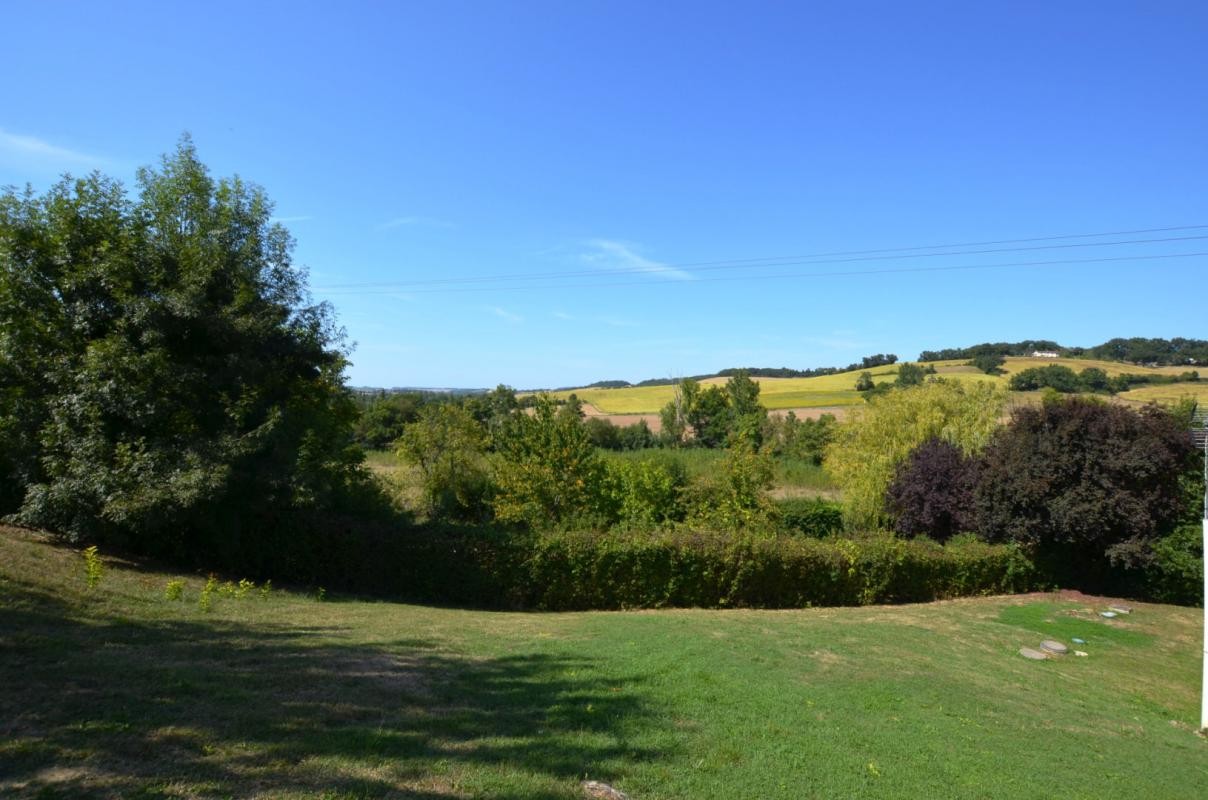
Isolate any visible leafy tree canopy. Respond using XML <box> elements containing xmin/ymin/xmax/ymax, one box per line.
<box><xmin>826</xmin><ymin>380</ymin><xmax>1005</xmax><ymax>530</ymax></box>
<box><xmin>0</xmin><ymin>137</ymin><xmax>365</xmax><ymax>571</ymax></box>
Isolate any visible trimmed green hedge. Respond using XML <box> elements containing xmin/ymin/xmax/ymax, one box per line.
<box><xmin>368</xmin><ymin>527</ymin><xmax>1036</xmax><ymax>610</ymax></box>
<box><xmin>774</xmin><ymin>497</ymin><xmax>844</xmax><ymax>537</ymax></box>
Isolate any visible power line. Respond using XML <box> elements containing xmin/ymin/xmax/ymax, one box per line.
<box><xmin>317</xmin><ymin>250</ymin><xmax>1207</xmax><ymax>296</ymax></box>
<box><xmin>313</xmin><ymin>228</ymin><xmax>1208</xmax><ymax>291</ymax></box>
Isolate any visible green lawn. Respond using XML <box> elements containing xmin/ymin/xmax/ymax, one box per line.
<box><xmin>2</xmin><ymin>528</ymin><xmax>1204</xmax><ymax>799</ymax></box>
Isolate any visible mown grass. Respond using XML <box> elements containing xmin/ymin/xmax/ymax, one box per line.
<box><xmin>2</xmin><ymin>528</ymin><xmax>1205</xmax><ymax>799</ymax></box>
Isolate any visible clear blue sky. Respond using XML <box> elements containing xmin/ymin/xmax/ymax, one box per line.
<box><xmin>3</xmin><ymin>1</ymin><xmax>1206</xmax><ymax>388</ymax></box>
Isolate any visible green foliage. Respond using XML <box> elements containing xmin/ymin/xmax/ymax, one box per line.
<box><xmin>352</xmin><ymin>393</ymin><xmax>426</xmax><ymax>449</ymax></box>
<box><xmin>163</xmin><ymin>579</ymin><xmax>185</xmax><ymax>601</ymax></box>
<box><xmin>398</xmin><ymin>404</ymin><xmax>492</xmax><ymax>520</ymax></box>
<box><xmin>894</xmin><ymin>362</ymin><xmax>927</xmax><ymax>387</ymax></box>
<box><xmin>695</xmin><ymin>443</ymin><xmax>776</xmax><ymax>529</ymax></box>
<box><xmin>687</xmin><ymin>385</ymin><xmax>731</xmax><ymax>447</ymax></box>
<box><xmin>199</xmin><ymin>574</ymin><xmax>218</xmax><ymax>612</ymax></box>
<box><xmin>585</xmin><ymin>417</ymin><xmax>657</xmax><ymax>451</ymax></box>
<box><xmin>584</xmin><ymin>416</ymin><xmax>622</xmax><ymax>450</ymax></box>
<box><xmin>1</xmin><ymin>137</ymin><xmax>368</xmax><ymax>574</ymax></box>
<box><xmin>826</xmin><ymin>380</ymin><xmax>1005</xmax><ymax>530</ymax></box>
<box><xmin>974</xmin><ymin>397</ymin><xmax>1197</xmax><ymax>577</ymax></box>
<box><xmin>316</xmin><ymin>586</ymin><xmax>327</xmax><ymax>602</ymax></box>
<box><xmin>387</xmin><ymin>528</ymin><xmax>1036</xmax><ymax>610</ymax></box>
<box><xmin>1008</xmin><ymin>365</ymin><xmax>1083</xmax><ymax>392</ymax></box>
<box><xmin>970</xmin><ymin>353</ymin><xmax>1006</xmax><ymax>375</ymax></box>
<box><xmin>492</xmin><ymin>395</ymin><xmax>606</xmax><ymax>528</ymax></box>
<box><xmin>259</xmin><ymin>579</ymin><xmax>273</xmax><ymax>600</ymax></box>
<box><xmin>855</xmin><ymin>371</ymin><xmax>875</xmax><ymax>391</ymax></box>
<box><xmin>81</xmin><ymin>545</ymin><xmax>103</xmax><ymax>590</ymax></box>
<box><xmin>761</xmin><ymin>411</ymin><xmax>836</xmax><ymax>464</ymax></box>
<box><xmin>1143</xmin><ymin>523</ymin><xmax>1204</xmax><ymax>605</ymax></box>
<box><xmin>603</xmin><ymin>457</ymin><xmax>687</xmax><ymax>527</ymax></box>
<box><xmin>464</xmin><ymin>385</ymin><xmax>519</xmax><ymax>445</ymax></box>
<box><xmin>774</xmin><ymin>497</ymin><xmax>844</xmax><ymax>537</ymax></box>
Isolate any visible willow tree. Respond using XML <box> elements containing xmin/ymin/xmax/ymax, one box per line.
<box><xmin>825</xmin><ymin>380</ymin><xmax>1005</xmax><ymax>530</ymax></box>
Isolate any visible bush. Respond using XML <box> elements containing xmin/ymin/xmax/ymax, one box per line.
<box><xmin>826</xmin><ymin>380</ymin><xmax>1005</xmax><ymax>530</ymax></box>
<box><xmin>1143</xmin><ymin>523</ymin><xmax>1204</xmax><ymax>605</ymax></box>
<box><xmin>774</xmin><ymin>497</ymin><xmax>844</xmax><ymax>537</ymax></box>
<box><xmin>603</xmin><ymin>457</ymin><xmax>687</xmax><ymax>527</ymax></box>
<box><xmin>379</xmin><ymin>527</ymin><xmax>1036</xmax><ymax>610</ymax></box>
<box><xmin>1008</xmin><ymin>365</ymin><xmax>1082</xmax><ymax>392</ymax></box>
<box><xmin>974</xmin><ymin>397</ymin><xmax>1196</xmax><ymax>583</ymax></box>
<box><xmin>397</xmin><ymin>404</ymin><xmax>492</xmax><ymax>521</ymax></box>
<box><xmin>885</xmin><ymin>438</ymin><xmax>979</xmax><ymax>542</ymax></box>
<box><xmin>492</xmin><ymin>395</ymin><xmax>607</xmax><ymax>528</ymax></box>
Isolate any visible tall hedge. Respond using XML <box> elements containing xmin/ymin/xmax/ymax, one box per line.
<box><xmin>363</xmin><ymin>528</ymin><xmax>1036</xmax><ymax>610</ymax></box>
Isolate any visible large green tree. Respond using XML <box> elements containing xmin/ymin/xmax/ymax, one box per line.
<box><xmin>0</xmin><ymin>138</ymin><xmax>365</xmax><ymax>570</ymax></box>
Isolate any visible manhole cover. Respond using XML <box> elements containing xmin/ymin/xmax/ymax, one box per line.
<box><xmin>1040</xmin><ymin>640</ymin><xmax>1068</xmax><ymax>655</ymax></box>
<box><xmin>1019</xmin><ymin>647</ymin><xmax>1048</xmax><ymax>660</ymax></box>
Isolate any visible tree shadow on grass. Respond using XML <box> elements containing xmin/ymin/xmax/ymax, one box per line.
<box><xmin>0</xmin><ymin>581</ymin><xmax>670</xmax><ymax>799</ymax></box>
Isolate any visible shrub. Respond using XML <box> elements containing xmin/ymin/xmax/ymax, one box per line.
<box><xmin>762</xmin><ymin>412</ymin><xmax>836</xmax><ymax>464</ymax></box>
<box><xmin>826</xmin><ymin>380</ymin><xmax>1005</xmax><ymax>530</ymax></box>
<box><xmin>398</xmin><ymin>403</ymin><xmax>492</xmax><ymax>521</ymax></box>
<box><xmin>604</xmin><ymin>457</ymin><xmax>687</xmax><ymax>527</ymax></box>
<box><xmin>164</xmin><ymin>579</ymin><xmax>185</xmax><ymax>601</ymax></box>
<box><xmin>492</xmin><ymin>395</ymin><xmax>606</xmax><ymax>528</ymax></box>
<box><xmin>199</xmin><ymin>575</ymin><xmax>218</xmax><ymax>612</ymax></box>
<box><xmin>1143</xmin><ymin>523</ymin><xmax>1204</xmax><ymax>605</ymax></box>
<box><xmin>885</xmin><ymin>438</ymin><xmax>979</xmax><ymax>542</ymax></box>
<box><xmin>617</xmin><ymin>420</ymin><xmax>656</xmax><ymax>451</ymax></box>
<box><xmin>1008</xmin><ymin>365</ymin><xmax>1082</xmax><ymax>392</ymax></box>
<box><xmin>774</xmin><ymin>497</ymin><xmax>844</xmax><ymax>537</ymax></box>
<box><xmin>973</xmin><ymin>397</ymin><xmax>1196</xmax><ymax>584</ymax></box>
<box><xmin>380</xmin><ymin>527</ymin><xmax>1036</xmax><ymax>610</ymax></box>
<box><xmin>970</xmin><ymin>354</ymin><xmax>1005</xmax><ymax>375</ymax></box>
<box><xmin>81</xmin><ymin>545</ymin><xmax>103</xmax><ymax>590</ymax></box>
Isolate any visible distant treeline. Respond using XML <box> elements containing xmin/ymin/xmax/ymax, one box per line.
<box><xmin>919</xmin><ymin>337</ymin><xmax>1208</xmax><ymax>366</ymax></box>
<box><xmin>574</xmin><ymin>354</ymin><xmax>901</xmax><ymax>390</ymax></box>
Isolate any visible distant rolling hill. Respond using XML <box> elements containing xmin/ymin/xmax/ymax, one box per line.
<box><xmin>540</xmin><ymin>357</ymin><xmax>1199</xmax><ymax>415</ymax></box>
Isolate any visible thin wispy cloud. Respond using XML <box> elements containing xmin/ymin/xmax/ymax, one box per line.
<box><xmin>0</xmin><ymin>128</ymin><xmax>110</xmax><ymax>170</ymax></box>
<box><xmin>552</xmin><ymin>311</ymin><xmax>575</xmax><ymax>320</ymax></box>
<box><xmin>378</xmin><ymin>215</ymin><xmax>454</xmax><ymax>231</ymax></box>
<box><xmin>581</xmin><ymin>239</ymin><xmax>693</xmax><ymax>281</ymax></box>
<box><xmin>491</xmin><ymin>306</ymin><xmax>524</xmax><ymax>323</ymax></box>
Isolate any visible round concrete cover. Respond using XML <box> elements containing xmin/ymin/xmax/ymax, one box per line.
<box><xmin>1040</xmin><ymin>639</ymin><xmax>1068</xmax><ymax>655</ymax></box>
<box><xmin>1019</xmin><ymin>647</ymin><xmax>1049</xmax><ymax>660</ymax></box>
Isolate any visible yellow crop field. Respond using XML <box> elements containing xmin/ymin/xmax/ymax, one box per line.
<box><xmin>1117</xmin><ymin>382</ymin><xmax>1208</xmax><ymax>405</ymax></box>
<box><xmin>997</xmin><ymin>357</ymin><xmax>1191</xmax><ymax>378</ymax></box>
<box><xmin>538</xmin><ymin>357</ymin><xmax>1200</xmax><ymax>414</ymax></box>
<box><xmin>545</xmin><ymin>363</ymin><xmax>996</xmax><ymax>413</ymax></box>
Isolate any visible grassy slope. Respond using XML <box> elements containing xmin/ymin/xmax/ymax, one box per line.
<box><xmin>542</xmin><ymin>358</ymin><xmax>1199</xmax><ymax>414</ymax></box>
<box><xmin>2</xmin><ymin>528</ymin><xmax>1205</xmax><ymax>799</ymax></box>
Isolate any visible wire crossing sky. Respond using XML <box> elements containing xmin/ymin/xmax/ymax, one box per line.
<box><xmin>2</xmin><ymin>1</ymin><xmax>1206</xmax><ymax>388</ymax></box>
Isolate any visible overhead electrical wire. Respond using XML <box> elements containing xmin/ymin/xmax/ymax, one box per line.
<box><xmin>317</xmin><ymin>251</ymin><xmax>1208</xmax><ymax>296</ymax></box>
<box><xmin>309</xmin><ymin>224</ymin><xmax>1208</xmax><ymax>295</ymax></box>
